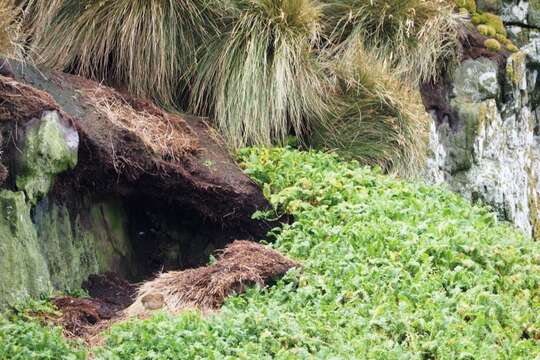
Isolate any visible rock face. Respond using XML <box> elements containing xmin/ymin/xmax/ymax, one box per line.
<box><xmin>424</xmin><ymin>2</ymin><xmax>540</xmax><ymax>239</ymax></box>
<box><xmin>0</xmin><ymin>59</ymin><xmax>274</xmax><ymax>307</ymax></box>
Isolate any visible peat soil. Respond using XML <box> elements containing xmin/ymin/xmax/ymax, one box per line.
<box><xmin>47</xmin><ymin>273</ymin><xmax>136</xmax><ymax>345</ymax></box>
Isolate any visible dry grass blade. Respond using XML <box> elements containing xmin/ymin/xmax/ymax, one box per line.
<box><xmin>126</xmin><ymin>240</ymin><xmax>299</xmax><ymax>316</ymax></box>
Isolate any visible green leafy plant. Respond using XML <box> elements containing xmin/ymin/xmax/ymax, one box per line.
<box><xmin>0</xmin><ymin>298</ymin><xmax>86</xmax><ymax>359</ymax></box>
<box><xmin>2</xmin><ymin>148</ymin><xmax>539</xmax><ymax>358</ymax></box>
<box><xmin>92</xmin><ymin>148</ymin><xmax>540</xmax><ymax>359</ymax></box>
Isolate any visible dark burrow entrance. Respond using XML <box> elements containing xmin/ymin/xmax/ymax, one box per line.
<box><xmin>32</xmin><ymin>191</ymin><xmax>268</xmax><ymax>344</ymax></box>
<box><xmin>125</xmin><ymin>194</ymin><xmax>243</xmax><ymax>281</ymax></box>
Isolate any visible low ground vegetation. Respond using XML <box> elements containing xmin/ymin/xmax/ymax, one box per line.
<box><xmin>1</xmin><ymin>148</ymin><xmax>539</xmax><ymax>358</ymax></box>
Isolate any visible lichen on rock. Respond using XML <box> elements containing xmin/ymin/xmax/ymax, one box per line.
<box><xmin>424</xmin><ymin>9</ymin><xmax>540</xmax><ymax>239</ymax></box>
<box><xmin>0</xmin><ymin>190</ymin><xmax>51</xmax><ymax>306</ymax></box>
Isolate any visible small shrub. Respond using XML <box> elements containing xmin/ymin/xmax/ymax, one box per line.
<box><xmin>0</xmin><ymin>298</ymin><xmax>86</xmax><ymax>359</ymax></box>
<box><xmin>477</xmin><ymin>24</ymin><xmax>496</xmax><ymax>36</ymax></box>
<box><xmin>472</xmin><ymin>12</ymin><xmax>506</xmax><ymax>36</ymax></box>
<box><xmin>455</xmin><ymin>0</ymin><xmax>477</xmax><ymax>13</ymax></box>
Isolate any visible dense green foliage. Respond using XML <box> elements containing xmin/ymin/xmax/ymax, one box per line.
<box><xmin>0</xmin><ymin>299</ymin><xmax>85</xmax><ymax>359</ymax></box>
<box><xmin>94</xmin><ymin>148</ymin><xmax>540</xmax><ymax>358</ymax></box>
<box><xmin>2</xmin><ymin>148</ymin><xmax>539</xmax><ymax>358</ymax></box>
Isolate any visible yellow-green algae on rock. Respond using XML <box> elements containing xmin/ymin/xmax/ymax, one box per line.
<box><xmin>15</xmin><ymin>111</ymin><xmax>78</xmax><ymax>204</ymax></box>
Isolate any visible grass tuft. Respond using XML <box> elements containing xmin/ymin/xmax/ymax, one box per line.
<box><xmin>313</xmin><ymin>42</ymin><xmax>430</xmax><ymax>176</ymax></box>
<box><xmin>324</xmin><ymin>0</ymin><xmax>462</xmax><ymax>84</ymax></box>
<box><xmin>23</xmin><ymin>0</ymin><xmax>221</xmax><ymax>106</ymax></box>
<box><xmin>190</xmin><ymin>0</ymin><xmax>331</xmax><ymax>148</ymax></box>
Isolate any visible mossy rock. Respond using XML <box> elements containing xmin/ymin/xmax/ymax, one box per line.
<box><xmin>484</xmin><ymin>38</ymin><xmax>502</xmax><ymax>51</ymax></box>
<box><xmin>472</xmin><ymin>13</ymin><xmax>506</xmax><ymax>36</ymax></box>
<box><xmin>529</xmin><ymin>0</ymin><xmax>540</xmax><ymax>27</ymax></box>
<box><xmin>15</xmin><ymin>111</ymin><xmax>78</xmax><ymax>204</ymax></box>
<box><xmin>0</xmin><ymin>190</ymin><xmax>51</xmax><ymax>308</ymax></box>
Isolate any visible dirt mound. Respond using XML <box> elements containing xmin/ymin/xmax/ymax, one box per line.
<box><xmin>52</xmin><ymin>297</ymin><xmax>115</xmax><ymax>338</ymax></box>
<box><xmin>42</xmin><ymin>273</ymin><xmax>136</xmax><ymax>345</ymax></box>
<box><xmin>126</xmin><ymin>241</ymin><xmax>299</xmax><ymax>316</ymax></box>
<box><xmin>1</xmin><ymin>57</ymin><xmax>276</xmax><ymax>243</ymax></box>
<box><xmin>82</xmin><ymin>272</ymin><xmax>136</xmax><ymax>311</ymax></box>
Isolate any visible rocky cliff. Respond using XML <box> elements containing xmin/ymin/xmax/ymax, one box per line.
<box><xmin>0</xmin><ymin>59</ymin><xmax>274</xmax><ymax>307</ymax></box>
<box><xmin>424</xmin><ymin>0</ymin><xmax>540</xmax><ymax>239</ymax></box>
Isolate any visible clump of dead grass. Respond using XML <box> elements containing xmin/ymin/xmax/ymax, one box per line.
<box><xmin>86</xmin><ymin>86</ymin><xmax>198</xmax><ymax>162</ymax></box>
<box><xmin>126</xmin><ymin>240</ymin><xmax>299</xmax><ymax>316</ymax></box>
<box><xmin>0</xmin><ymin>0</ymin><xmax>22</xmax><ymax>58</ymax></box>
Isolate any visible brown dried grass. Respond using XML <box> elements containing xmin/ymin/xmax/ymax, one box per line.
<box><xmin>125</xmin><ymin>240</ymin><xmax>299</xmax><ymax>317</ymax></box>
<box><xmin>0</xmin><ymin>0</ymin><xmax>22</xmax><ymax>58</ymax></box>
<box><xmin>86</xmin><ymin>86</ymin><xmax>198</xmax><ymax>161</ymax></box>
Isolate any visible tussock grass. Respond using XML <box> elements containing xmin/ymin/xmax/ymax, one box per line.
<box><xmin>190</xmin><ymin>0</ymin><xmax>331</xmax><ymax>148</ymax></box>
<box><xmin>0</xmin><ymin>0</ymin><xmax>22</xmax><ymax>58</ymax></box>
<box><xmin>324</xmin><ymin>0</ymin><xmax>461</xmax><ymax>83</ymax></box>
<box><xmin>314</xmin><ymin>42</ymin><xmax>430</xmax><ymax>176</ymax></box>
<box><xmin>23</xmin><ymin>0</ymin><xmax>221</xmax><ymax>105</ymax></box>
<box><xmin>19</xmin><ymin>0</ymin><xmax>462</xmax><ymax>175</ymax></box>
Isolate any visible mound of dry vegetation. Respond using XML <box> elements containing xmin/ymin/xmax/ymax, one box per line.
<box><xmin>126</xmin><ymin>240</ymin><xmax>299</xmax><ymax>316</ymax></box>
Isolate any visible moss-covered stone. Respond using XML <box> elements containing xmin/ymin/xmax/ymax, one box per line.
<box><xmin>34</xmin><ymin>197</ymin><xmax>134</xmax><ymax>291</ymax></box>
<box><xmin>34</xmin><ymin>202</ymin><xmax>98</xmax><ymax>291</ymax></box>
<box><xmin>88</xmin><ymin>200</ymin><xmax>133</xmax><ymax>275</ymax></box>
<box><xmin>15</xmin><ymin>111</ymin><xmax>78</xmax><ymax>204</ymax></box>
<box><xmin>484</xmin><ymin>38</ymin><xmax>502</xmax><ymax>51</ymax></box>
<box><xmin>528</xmin><ymin>0</ymin><xmax>540</xmax><ymax>27</ymax></box>
<box><xmin>0</xmin><ymin>187</ymin><xmax>135</xmax><ymax>307</ymax></box>
<box><xmin>453</xmin><ymin>58</ymin><xmax>500</xmax><ymax>102</ymax></box>
<box><xmin>476</xmin><ymin>0</ymin><xmax>502</xmax><ymax>13</ymax></box>
<box><xmin>506</xmin><ymin>51</ymin><xmax>527</xmax><ymax>88</ymax></box>
<box><xmin>0</xmin><ymin>190</ymin><xmax>51</xmax><ymax>307</ymax></box>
